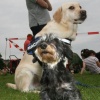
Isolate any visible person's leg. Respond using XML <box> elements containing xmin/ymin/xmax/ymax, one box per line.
<box><xmin>30</xmin><ymin>26</ymin><xmax>39</xmax><ymax>36</ymax></box>
<box><xmin>30</xmin><ymin>24</ymin><xmax>46</xmax><ymax>36</ymax></box>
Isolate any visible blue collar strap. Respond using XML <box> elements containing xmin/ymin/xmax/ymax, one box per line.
<box><xmin>27</xmin><ymin>36</ymin><xmax>41</xmax><ymax>55</ymax></box>
<box><xmin>27</xmin><ymin>36</ymin><xmax>71</xmax><ymax>55</ymax></box>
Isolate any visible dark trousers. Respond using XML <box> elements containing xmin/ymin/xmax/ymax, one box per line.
<box><xmin>30</xmin><ymin>24</ymin><xmax>46</xmax><ymax>36</ymax></box>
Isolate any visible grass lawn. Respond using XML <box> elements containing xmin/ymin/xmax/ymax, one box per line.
<box><xmin>74</xmin><ymin>72</ymin><xmax>100</xmax><ymax>100</ymax></box>
<box><xmin>0</xmin><ymin>74</ymin><xmax>40</xmax><ymax>100</ymax></box>
<box><xmin>0</xmin><ymin>72</ymin><xmax>100</xmax><ymax>100</ymax></box>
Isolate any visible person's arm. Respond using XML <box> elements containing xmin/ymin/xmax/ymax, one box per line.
<box><xmin>80</xmin><ymin>62</ymin><xmax>86</xmax><ymax>74</ymax></box>
<box><xmin>96</xmin><ymin>61</ymin><xmax>100</xmax><ymax>67</ymax></box>
<box><xmin>44</xmin><ymin>0</ymin><xmax>52</xmax><ymax>11</ymax></box>
<box><xmin>94</xmin><ymin>57</ymin><xmax>100</xmax><ymax>67</ymax></box>
<box><xmin>36</xmin><ymin>0</ymin><xmax>52</xmax><ymax>11</ymax></box>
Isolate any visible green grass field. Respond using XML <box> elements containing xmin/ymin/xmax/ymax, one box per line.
<box><xmin>0</xmin><ymin>72</ymin><xmax>100</xmax><ymax>100</ymax></box>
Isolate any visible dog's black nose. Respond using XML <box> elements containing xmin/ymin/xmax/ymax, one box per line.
<box><xmin>40</xmin><ymin>42</ymin><xmax>47</xmax><ymax>49</ymax></box>
<box><xmin>80</xmin><ymin>10</ymin><xmax>86</xmax><ymax>15</ymax></box>
<box><xmin>80</xmin><ymin>10</ymin><xmax>87</xmax><ymax>20</ymax></box>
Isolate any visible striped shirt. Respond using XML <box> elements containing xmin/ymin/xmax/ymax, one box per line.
<box><xmin>83</xmin><ymin>56</ymin><xmax>100</xmax><ymax>74</ymax></box>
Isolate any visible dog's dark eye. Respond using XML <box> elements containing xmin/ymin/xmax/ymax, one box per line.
<box><xmin>69</xmin><ymin>6</ymin><xmax>75</xmax><ymax>10</ymax></box>
<box><xmin>79</xmin><ymin>6</ymin><xmax>82</xmax><ymax>9</ymax></box>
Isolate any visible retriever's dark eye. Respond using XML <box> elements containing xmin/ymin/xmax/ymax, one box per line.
<box><xmin>79</xmin><ymin>6</ymin><xmax>82</xmax><ymax>9</ymax></box>
<box><xmin>69</xmin><ymin>6</ymin><xmax>75</xmax><ymax>10</ymax></box>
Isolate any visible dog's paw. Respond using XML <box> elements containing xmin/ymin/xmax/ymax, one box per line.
<box><xmin>33</xmin><ymin>90</ymin><xmax>40</xmax><ymax>94</ymax></box>
<box><xmin>21</xmin><ymin>89</ymin><xmax>30</xmax><ymax>92</ymax></box>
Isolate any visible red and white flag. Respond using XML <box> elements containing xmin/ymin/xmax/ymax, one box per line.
<box><xmin>9</xmin><ymin>40</ymin><xmax>24</xmax><ymax>52</ymax></box>
<box><xmin>88</xmin><ymin>32</ymin><xmax>99</xmax><ymax>35</ymax></box>
<box><xmin>9</xmin><ymin>42</ymin><xmax>12</xmax><ymax>48</ymax></box>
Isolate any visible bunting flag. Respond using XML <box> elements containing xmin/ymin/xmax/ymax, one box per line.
<box><xmin>88</xmin><ymin>32</ymin><xmax>99</xmax><ymax>35</ymax></box>
<box><xmin>8</xmin><ymin>38</ymin><xmax>25</xmax><ymax>40</ymax></box>
<box><xmin>7</xmin><ymin>32</ymin><xmax>99</xmax><ymax>53</ymax></box>
<box><xmin>9</xmin><ymin>39</ymin><xmax>25</xmax><ymax>52</ymax></box>
<box><xmin>9</xmin><ymin>42</ymin><xmax>12</xmax><ymax>48</ymax></box>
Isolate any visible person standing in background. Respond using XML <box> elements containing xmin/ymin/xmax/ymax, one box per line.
<box><xmin>25</xmin><ymin>0</ymin><xmax>52</xmax><ymax>36</ymax></box>
<box><xmin>24</xmin><ymin>34</ymin><xmax>33</xmax><ymax>51</ymax></box>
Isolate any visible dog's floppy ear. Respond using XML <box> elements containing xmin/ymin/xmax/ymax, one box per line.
<box><xmin>62</xmin><ymin>43</ymin><xmax>73</xmax><ymax>60</ymax></box>
<box><xmin>53</xmin><ymin>7</ymin><xmax>62</xmax><ymax>23</ymax></box>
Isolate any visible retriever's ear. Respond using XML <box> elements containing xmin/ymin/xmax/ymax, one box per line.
<box><xmin>53</xmin><ymin>7</ymin><xmax>62</xmax><ymax>23</ymax></box>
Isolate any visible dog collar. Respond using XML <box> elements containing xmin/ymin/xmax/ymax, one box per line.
<box><xmin>27</xmin><ymin>36</ymin><xmax>41</xmax><ymax>55</ymax></box>
<box><xmin>27</xmin><ymin>36</ymin><xmax>71</xmax><ymax>55</ymax></box>
<box><xmin>59</xmin><ymin>38</ymin><xmax>71</xmax><ymax>45</ymax></box>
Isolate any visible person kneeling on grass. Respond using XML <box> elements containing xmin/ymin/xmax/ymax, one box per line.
<box><xmin>80</xmin><ymin>49</ymin><xmax>100</xmax><ymax>74</ymax></box>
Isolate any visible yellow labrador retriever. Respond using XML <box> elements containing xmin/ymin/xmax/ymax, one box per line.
<box><xmin>7</xmin><ymin>2</ymin><xmax>87</xmax><ymax>92</ymax></box>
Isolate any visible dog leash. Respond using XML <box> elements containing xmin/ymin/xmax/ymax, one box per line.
<box><xmin>75</xmin><ymin>81</ymin><xmax>100</xmax><ymax>88</ymax></box>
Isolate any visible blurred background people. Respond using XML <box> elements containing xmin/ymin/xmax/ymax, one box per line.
<box><xmin>24</xmin><ymin>34</ymin><xmax>33</xmax><ymax>51</ymax></box>
<box><xmin>80</xmin><ymin>49</ymin><xmax>100</xmax><ymax>74</ymax></box>
<box><xmin>96</xmin><ymin>52</ymin><xmax>100</xmax><ymax>62</ymax></box>
<box><xmin>67</xmin><ymin>52</ymin><xmax>83</xmax><ymax>74</ymax></box>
